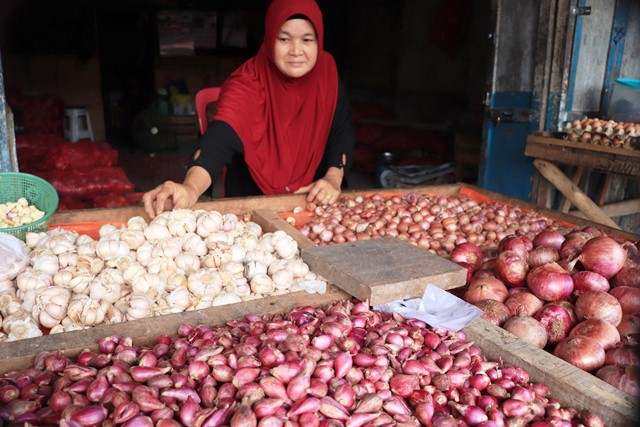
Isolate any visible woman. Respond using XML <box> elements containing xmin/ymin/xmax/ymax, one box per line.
<box><xmin>143</xmin><ymin>0</ymin><xmax>355</xmax><ymax>219</ymax></box>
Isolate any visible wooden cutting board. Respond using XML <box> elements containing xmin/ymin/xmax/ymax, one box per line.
<box><xmin>301</xmin><ymin>237</ymin><xmax>467</xmax><ymax>305</ymax></box>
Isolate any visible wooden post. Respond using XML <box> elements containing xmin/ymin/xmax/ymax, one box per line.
<box><xmin>533</xmin><ymin>160</ymin><xmax>620</xmax><ymax>229</ymax></box>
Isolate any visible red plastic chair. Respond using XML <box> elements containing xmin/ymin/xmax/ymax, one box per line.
<box><xmin>195</xmin><ymin>87</ymin><xmax>221</xmax><ymax>134</ymax></box>
<box><xmin>194</xmin><ymin>87</ymin><xmax>226</xmax><ymax>196</ymax></box>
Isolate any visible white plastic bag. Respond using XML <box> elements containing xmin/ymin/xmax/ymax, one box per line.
<box><xmin>0</xmin><ymin>233</ymin><xmax>31</xmax><ymax>281</ymax></box>
<box><xmin>375</xmin><ymin>285</ymin><xmax>483</xmax><ymax>331</ymax></box>
<box><xmin>298</xmin><ymin>280</ymin><xmax>327</xmax><ymax>294</ymax></box>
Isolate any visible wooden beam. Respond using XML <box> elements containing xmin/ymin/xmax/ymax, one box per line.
<box><xmin>559</xmin><ymin>166</ymin><xmax>584</xmax><ymax>213</ymax></box>
<box><xmin>533</xmin><ymin>160</ymin><xmax>621</xmax><ymax>229</ymax></box>
<box><xmin>569</xmin><ymin>197</ymin><xmax>640</xmax><ymax>219</ymax></box>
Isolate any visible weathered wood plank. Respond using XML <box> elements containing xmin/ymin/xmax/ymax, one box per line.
<box><xmin>527</xmin><ymin>135</ymin><xmax>640</xmax><ymax>159</ymax></box>
<box><xmin>301</xmin><ymin>238</ymin><xmax>467</xmax><ymax>306</ymax></box>
<box><xmin>463</xmin><ymin>318</ymin><xmax>639</xmax><ymax>427</ymax></box>
<box><xmin>251</xmin><ymin>208</ymin><xmax>316</xmax><ymax>251</ymax></box>
<box><xmin>0</xmin><ymin>287</ymin><xmax>349</xmax><ymax>375</ymax></box>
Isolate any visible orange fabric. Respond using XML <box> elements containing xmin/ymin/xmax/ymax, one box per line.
<box><xmin>50</xmin><ymin>222</ymin><xmax>125</xmax><ymax>240</ymax></box>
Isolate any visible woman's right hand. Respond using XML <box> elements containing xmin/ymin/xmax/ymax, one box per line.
<box><xmin>142</xmin><ymin>180</ymin><xmax>199</xmax><ymax>219</ymax></box>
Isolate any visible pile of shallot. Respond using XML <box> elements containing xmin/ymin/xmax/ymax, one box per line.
<box><xmin>0</xmin><ymin>299</ymin><xmax>605</xmax><ymax>426</ymax></box>
<box><xmin>452</xmin><ymin>227</ymin><xmax>640</xmax><ymax>397</ymax></box>
<box><xmin>0</xmin><ymin>209</ymin><xmax>325</xmax><ymax>342</ymax></box>
<box><xmin>291</xmin><ymin>193</ymin><xmax>566</xmax><ymax>256</ymax></box>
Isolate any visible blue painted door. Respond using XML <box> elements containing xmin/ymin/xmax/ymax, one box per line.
<box><xmin>478</xmin><ymin>1</ymin><xmax>541</xmax><ymax>201</ymax></box>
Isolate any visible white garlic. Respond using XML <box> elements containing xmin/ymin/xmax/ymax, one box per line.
<box><xmin>0</xmin><ymin>291</ymin><xmax>22</xmax><ymax>317</ymax></box>
<box><xmin>119</xmin><ymin>229</ymin><xmax>146</xmax><ymax>250</ymax></box>
<box><xmin>272</xmin><ymin>268</ymin><xmax>294</xmax><ymax>290</ymax></box>
<box><xmin>287</xmin><ymin>260</ymin><xmax>310</xmax><ymax>278</ymax></box>
<box><xmin>196</xmin><ymin>211</ymin><xmax>223</xmax><ymax>237</ymax></box>
<box><xmin>182</xmin><ymin>233</ymin><xmax>208</xmax><ymax>257</ymax></box>
<box><xmin>221</xmin><ymin>261</ymin><xmax>244</xmax><ymax>278</ymax></box>
<box><xmin>75</xmin><ymin>255</ymin><xmax>104</xmax><ymax>275</ymax></box>
<box><xmin>158</xmin><ymin>237</ymin><xmax>183</xmax><ymax>259</ymax></box>
<box><xmin>267</xmin><ymin>259</ymin><xmax>288</xmax><ymax>275</ymax></box>
<box><xmin>221</xmin><ymin>213</ymin><xmax>239</xmax><ymax>233</ymax></box>
<box><xmin>245</xmin><ymin>249</ymin><xmax>274</xmax><ymax>267</ymax></box>
<box><xmin>229</xmin><ymin>244</ymin><xmax>247</xmax><ymax>262</ymax></box>
<box><xmin>250</xmin><ymin>273</ymin><xmax>275</xmax><ymax>295</ymax></box>
<box><xmin>203</xmin><ymin>243</ymin><xmax>232</xmax><ymax>268</ymax></box>
<box><xmin>136</xmin><ymin>241</ymin><xmax>154</xmax><ymax>266</ymax></box>
<box><xmin>76</xmin><ymin>241</ymin><xmax>97</xmax><ymax>256</ymax></box>
<box><xmin>165</xmin><ymin>272</ymin><xmax>188</xmax><ymax>291</ymax></box>
<box><xmin>58</xmin><ymin>252</ymin><xmax>79</xmax><ymax>269</ymax></box>
<box><xmin>96</xmin><ymin>240</ymin><xmax>131</xmax><ymax>261</ymax></box>
<box><xmin>106</xmin><ymin>255</ymin><xmax>135</xmax><ymax>271</ymax></box>
<box><xmin>166</xmin><ymin>286</ymin><xmax>192</xmax><ymax>312</ymax></box>
<box><xmin>25</xmin><ymin>231</ymin><xmax>48</xmax><ymax>249</ymax></box>
<box><xmin>225</xmin><ymin>277</ymin><xmax>250</xmax><ymax>297</ymax></box>
<box><xmin>127</xmin><ymin>216</ymin><xmax>148</xmax><ymax>231</ymax></box>
<box><xmin>99</xmin><ymin>223</ymin><xmax>119</xmax><ymax>238</ymax></box>
<box><xmin>244</xmin><ymin>260</ymin><xmax>267</xmax><ymax>280</ymax></box>
<box><xmin>16</xmin><ymin>268</ymin><xmax>52</xmax><ymax>293</ymax></box>
<box><xmin>273</xmin><ymin>232</ymin><xmax>298</xmax><ymax>260</ymax></box>
<box><xmin>188</xmin><ymin>270</ymin><xmax>223</xmax><ymax>298</ymax></box>
<box><xmin>175</xmin><ymin>253</ymin><xmax>201</xmax><ymax>275</ymax></box>
<box><xmin>205</xmin><ymin>231</ymin><xmax>234</xmax><ymax>247</ymax></box>
<box><xmin>147</xmin><ymin>257</ymin><xmax>177</xmax><ymax>275</ymax></box>
<box><xmin>67</xmin><ymin>272</ymin><xmax>94</xmax><ymax>295</ymax></box>
<box><xmin>132</xmin><ymin>273</ymin><xmax>166</xmax><ymax>300</ymax></box>
<box><xmin>244</xmin><ymin>221</ymin><xmax>263</xmax><ymax>238</ymax></box>
<box><xmin>89</xmin><ymin>278</ymin><xmax>122</xmax><ymax>304</ymax></box>
<box><xmin>167</xmin><ymin>209</ymin><xmax>198</xmax><ymax>237</ymax></box>
<box><xmin>32</xmin><ymin>286</ymin><xmax>71</xmax><ymax>328</ymax></box>
<box><xmin>123</xmin><ymin>263</ymin><xmax>147</xmax><ymax>286</ymax></box>
<box><xmin>6</xmin><ymin>318</ymin><xmax>43</xmax><ymax>341</ymax></box>
<box><xmin>32</xmin><ymin>251</ymin><xmax>60</xmax><ymax>276</ymax></box>
<box><xmin>105</xmin><ymin>303</ymin><xmax>126</xmax><ymax>324</ymax></box>
<box><xmin>144</xmin><ymin>223</ymin><xmax>171</xmax><ymax>243</ymax></box>
<box><xmin>53</xmin><ymin>268</ymin><xmax>74</xmax><ymax>287</ymax></box>
<box><xmin>125</xmin><ymin>293</ymin><xmax>153</xmax><ymax>320</ymax></box>
<box><xmin>212</xmin><ymin>292</ymin><xmax>241</xmax><ymax>307</ymax></box>
<box><xmin>75</xmin><ymin>234</ymin><xmax>95</xmax><ymax>247</ymax></box>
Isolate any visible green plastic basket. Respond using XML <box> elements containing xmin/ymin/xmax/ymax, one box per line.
<box><xmin>0</xmin><ymin>172</ymin><xmax>59</xmax><ymax>241</ymax></box>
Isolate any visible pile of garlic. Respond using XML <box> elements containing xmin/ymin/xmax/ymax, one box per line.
<box><xmin>0</xmin><ymin>197</ymin><xmax>45</xmax><ymax>229</ymax></box>
<box><xmin>0</xmin><ymin>209</ymin><xmax>326</xmax><ymax>342</ymax></box>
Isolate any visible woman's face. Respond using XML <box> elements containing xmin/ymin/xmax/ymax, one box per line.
<box><xmin>273</xmin><ymin>18</ymin><xmax>318</xmax><ymax>78</ymax></box>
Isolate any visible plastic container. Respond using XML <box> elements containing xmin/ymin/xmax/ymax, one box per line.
<box><xmin>0</xmin><ymin>172</ymin><xmax>59</xmax><ymax>241</ymax></box>
<box><xmin>607</xmin><ymin>78</ymin><xmax>640</xmax><ymax>122</ymax></box>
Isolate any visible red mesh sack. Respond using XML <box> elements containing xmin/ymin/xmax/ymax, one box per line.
<box><xmin>35</xmin><ymin>167</ymin><xmax>135</xmax><ymax>197</ymax></box>
<box><xmin>9</xmin><ymin>94</ymin><xmax>65</xmax><ymax>136</ymax></box>
<box><xmin>93</xmin><ymin>193</ymin><xmax>137</xmax><ymax>208</ymax></box>
<box><xmin>42</xmin><ymin>141</ymin><xmax>119</xmax><ymax>171</ymax></box>
<box><xmin>56</xmin><ymin>196</ymin><xmax>93</xmax><ymax>211</ymax></box>
<box><xmin>16</xmin><ymin>135</ymin><xmax>66</xmax><ymax>171</ymax></box>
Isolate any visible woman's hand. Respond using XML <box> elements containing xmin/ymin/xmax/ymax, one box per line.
<box><xmin>142</xmin><ymin>181</ymin><xmax>199</xmax><ymax>219</ymax></box>
<box><xmin>295</xmin><ymin>166</ymin><xmax>344</xmax><ymax>205</ymax></box>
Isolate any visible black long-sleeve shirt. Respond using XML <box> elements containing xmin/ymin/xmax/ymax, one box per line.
<box><xmin>189</xmin><ymin>80</ymin><xmax>355</xmax><ymax>197</ymax></box>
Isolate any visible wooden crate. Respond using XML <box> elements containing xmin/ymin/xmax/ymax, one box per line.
<box><xmin>2</xmin><ymin>184</ymin><xmax>638</xmax><ymax>426</ymax></box>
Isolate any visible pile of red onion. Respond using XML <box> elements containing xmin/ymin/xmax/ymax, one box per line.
<box><xmin>453</xmin><ymin>228</ymin><xmax>640</xmax><ymax>397</ymax></box>
<box><xmin>295</xmin><ymin>193</ymin><xmax>565</xmax><ymax>256</ymax></box>
<box><xmin>0</xmin><ymin>299</ymin><xmax>606</xmax><ymax>426</ymax></box>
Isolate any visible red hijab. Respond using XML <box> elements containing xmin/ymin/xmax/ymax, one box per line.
<box><xmin>214</xmin><ymin>0</ymin><xmax>339</xmax><ymax>194</ymax></box>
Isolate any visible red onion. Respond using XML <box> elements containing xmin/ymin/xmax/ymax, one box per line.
<box><xmin>533</xmin><ymin>230</ymin><xmax>565</xmax><ymax>250</ymax></box>
<box><xmin>554</xmin><ymin>336</ymin><xmax>605</xmax><ymax>372</ymax></box>
<box><xmin>604</xmin><ymin>345</ymin><xmax>640</xmax><ymax>366</ymax></box>
<box><xmin>495</xmin><ymin>250</ymin><xmax>528</xmax><ymax>287</ymax></box>
<box><xmin>528</xmin><ymin>246</ymin><xmax>560</xmax><ymax>268</ymax></box>
<box><xmin>576</xmin><ymin>237</ymin><xmax>627</xmax><ymax>279</ymax></box>
<box><xmin>612</xmin><ymin>261</ymin><xmax>640</xmax><ymax>288</ymax></box>
<box><xmin>504</xmin><ymin>291</ymin><xmax>543</xmax><ymax>317</ymax></box>
<box><xmin>527</xmin><ymin>263</ymin><xmax>574</xmax><ymax>302</ymax></box>
<box><xmin>575</xmin><ymin>291</ymin><xmax>623</xmax><ymax>326</ymax></box>
<box><xmin>559</xmin><ymin>231</ymin><xmax>592</xmax><ymax>260</ymax></box>
<box><xmin>569</xmin><ymin>319</ymin><xmax>620</xmax><ymax>351</ymax></box>
<box><xmin>608</xmin><ymin>286</ymin><xmax>640</xmax><ymax>315</ymax></box>
<box><xmin>498</xmin><ymin>236</ymin><xmax>529</xmax><ymax>258</ymax></box>
<box><xmin>534</xmin><ymin>303</ymin><xmax>575</xmax><ymax>345</ymax></box>
<box><xmin>503</xmin><ymin>313</ymin><xmax>548</xmax><ymax>348</ymax></box>
<box><xmin>617</xmin><ymin>315</ymin><xmax>640</xmax><ymax>341</ymax></box>
<box><xmin>463</xmin><ymin>276</ymin><xmax>509</xmax><ymax>304</ymax></box>
<box><xmin>572</xmin><ymin>271</ymin><xmax>610</xmax><ymax>296</ymax></box>
<box><xmin>475</xmin><ymin>299</ymin><xmax>512</xmax><ymax>326</ymax></box>
<box><xmin>595</xmin><ymin>364</ymin><xmax>640</xmax><ymax>397</ymax></box>
<box><xmin>450</xmin><ymin>242</ymin><xmax>483</xmax><ymax>272</ymax></box>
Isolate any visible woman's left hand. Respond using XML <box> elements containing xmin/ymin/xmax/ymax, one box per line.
<box><xmin>295</xmin><ymin>167</ymin><xmax>343</xmax><ymax>205</ymax></box>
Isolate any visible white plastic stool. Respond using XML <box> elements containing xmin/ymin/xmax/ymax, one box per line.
<box><xmin>63</xmin><ymin>107</ymin><xmax>94</xmax><ymax>142</ymax></box>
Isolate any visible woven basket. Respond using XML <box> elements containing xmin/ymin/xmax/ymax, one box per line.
<box><xmin>0</xmin><ymin>172</ymin><xmax>59</xmax><ymax>241</ymax></box>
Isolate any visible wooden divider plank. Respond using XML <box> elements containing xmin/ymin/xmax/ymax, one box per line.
<box><xmin>301</xmin><ymin>238</ymin><xmax>467</xmax><ymax>306</ymax></box>
<box><xmin>463</xmin><ymin>318</ymin><xmax>639</xmax><ymax>427</ymax></box>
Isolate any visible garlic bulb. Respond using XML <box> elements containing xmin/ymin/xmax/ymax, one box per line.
<box><xmin>244</xmin><ymin>260</ymin><xmax>267</xmax><ymax>280</ymax></box>
<box><xmin>167</xmin><ymin>209</ymin><xmax>198</xmax><ymax>237</ymax></box>
<box><xmin>244</xmin><ymin>221</ymin><xmax>263</xmax><ymax>238</ymax></box>
<box><xmin>0</xmin><ymin>291</ymin><xmax>22</xmax><ymax>317</ymax></box>
<box><xmin>99</xmin><ymin>223</ymin><xmax>119</xmax><ymax>238</ymax></box>
<box><xmin>174</xmin><ymin>253</ymin><xmax>201</xmax><ymax>275</ymax></box>
<box><xmin>250</xmin><ymin>273</ymin><xmax>275</xmax><ymax>295</ymax></box>
<box><xmin>32</xmin><ymin>251</ymin><xmax>60</xmax><ymax>276</ymax></box>
<box><xmin>158</xmin><ymin>237</ymin><xmax>183</xmax><ymax>259</ymax></box>
<box><xmin>89</xmin><ymin>278</ymin><xmax>122</xmax><ymax>304</ymax></box>
<box><xmin>144</xmin><ymin>223</ymin><xmax>171</xmax><ymax>243</ymax></box>
<box><xmin>272</xmin><ymin>268</ymin><xmax>293</xmax><ymax>290</ymax></box>
<box><xmin>273</xmin><ymin>231</ymin><xmax>298</xmax><ymax>259</ymax></box>
<box><xmin>212</xmin><ymin>292</ymin><xmax>241</xmax><ymax>307</ymax></box>
<box><xmin>32</xmin><ymin>286</ymin><xmax>71</xmax><ymax>328</ymax></box>
<box><xmin>16</xmin><ymin>268</ymin><xmax>52</xmax><ymax>293</ymax></box>
<box><xmin>147</xmin><ymin>257</ymin><xmax>177</xmax><ymax>275</ymax></box>
<box><xmin>98</xmin><ymin>268</ymin><xmax>125</xmax><ymax>285</ymax></box>
<box><xmin>225</xmin><ymin>277</ymin><xmax>250</xmax><ymax>297</ymax></box>
<box><xmin>203</xmin><ymin>243</ymin><xmax>232</xmax><ymax>268</ymax></box>
<box><xmin>0</xmin><ymin>280</ymin><xmax>15</xmax><ymax>294</ymax></box>
<box><xmin>123</xmin><ymin>263</ymin><xmax>147</xmax><ymax>286</ymax></box>
<box><xmin>67</xmin><ymin>272</ymin><xmax>94</xmax><ymax>295</ymax></box>
<box><xmin>136</xmin><ymin>241</ymin><xmax>154</xmax><ymax>266</ymax></box>
<box><xmin>107</xmin><ymin>255</ymin><xmax>135</xmax><ymax>271</ymax></box>
<box><xmin>182</xmin><ymin>233</ymin><xmax>208</xmax><ymax>257</ymax></box>
<box><xmin>166</xmin><ymin>286</ymin><xmax>192</xmax><ymax>312</ymax></box>
<box><xmin>58</xmin><ymin>252</ymin><xmax>79</xmax><ymax>269</ymax></box>
<box><xmin>105</xmin><ymin>303</ymin><xmax>126</xmax><ymax>324</ymax></box>
<box><xmin>49</xmin><ymin>237</ymin><xmax>76</xmax><ymax>255</ymax></box>
<box><xmin>245</xmin><ymin>249</ymin><xmax>274</xmax><ymax>267</ymax></box>
<box><xmin>229</xmin><ymin>244</ymin><xmax>247</xmax><ymax>262</ymax></box>
<box><xmin>67</xmin><ymin>294</ymin><xmax>105</xmax><ymax>326</ymax></box>
<box><xmin>2</xmin><ymin>309</ymin><xmax>35</xmax><ymax>333</ymax></box>
<box><xmin>6</xmin><ymin>318</ymin><xmax>43</xmax><ymax>341</ymax></box>
<box><xmin>287</xmin><ymin>260</ymin><xmax>310</xmax><ymax>278</ymax></box>
<box><xmin>236</xmin><ymin>233</ymin><xmax>259</xmax><ymax>251</ymax></box>
<box><xmin>132</xmin><ymin>273</ymin><xmax>166</xmax><ymax>300</ymax></box>
<box><xmin>259</xmin><ymin>232</ymin><xmax>276</xmax><ymax>253</ymax></box>
<box><xmin>75</xmin><ymin>234</ymin><xmax>95</xmax><ymax>247</ymax></box>
<box><xmin>53</xmin><ymin>268</ymin><xmax>74</xmax><ymax>287</ymax></box>
<box><xmin>96</xmin><ymin>240</ymin><xmax>131</xmax><ymax>261</ymax></box>
<box><xmin>76</xmin><ymin>255</ymin><xmax>104</xmax><ymax>275</ymax></box>
<box><xmin>127</xmin><ymin>216</ymin><xmax>148</xmax><ymax>231</ymax></box>
<box><xmin>221</xmin><ymin>261</ymin><xmax>244</xmax><ymax>278</ymax></box>
<box><xmin>205</xmin><ymin>231</ymin><xmax>235</xmax><ymax>248</ymax></box>
<box><xmin>20</xmin><ymin>289</ymin><xmax>37</xmax><ymax>313</ymax></box>
<box><xmin>220</xmin><ymin>213</ymin><xmax>238</xmax><ymax>232</ymax></box>
<box><xmin>119</xmin><ymin>229</ymin><xmax>146</xmax><ymax>250</ymax></box>
<box><xmin>165</xmin><ymin>272</ymin><xmax>188</xmax><ymax>291</ymax></box>
<box><xmin>267</xmin><ymin>259</ymin><xmax>288</xmax><ymax>275</ymax></box>
<box><xmin>196</xmin><ymin>211</ymin><xmax>223</xmax><ymax>237</ymax></box>
<box><xmin>125</xmin><ymin>293</ymin><xmax>153</xmax><ymax>320</ymax></box>
<box><xmin>188</xmin><ymin>270</ymin><xmax>223</xmax><ymax>298</ymax></box>
<box><xmin>25</xmin><ymin>231</ymin><xmax>47</xmax><ymax>249</ymax></box>
<box><xmin>76</xmin><ymin>241</ymin><xmax>97</xmax><ymax>256</ymax></box>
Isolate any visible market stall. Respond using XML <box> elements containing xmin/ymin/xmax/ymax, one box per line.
<box><xmin>1</xmin><ymin>184</ymin><xmax>638</xmax><ymax>426</ymax></box>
